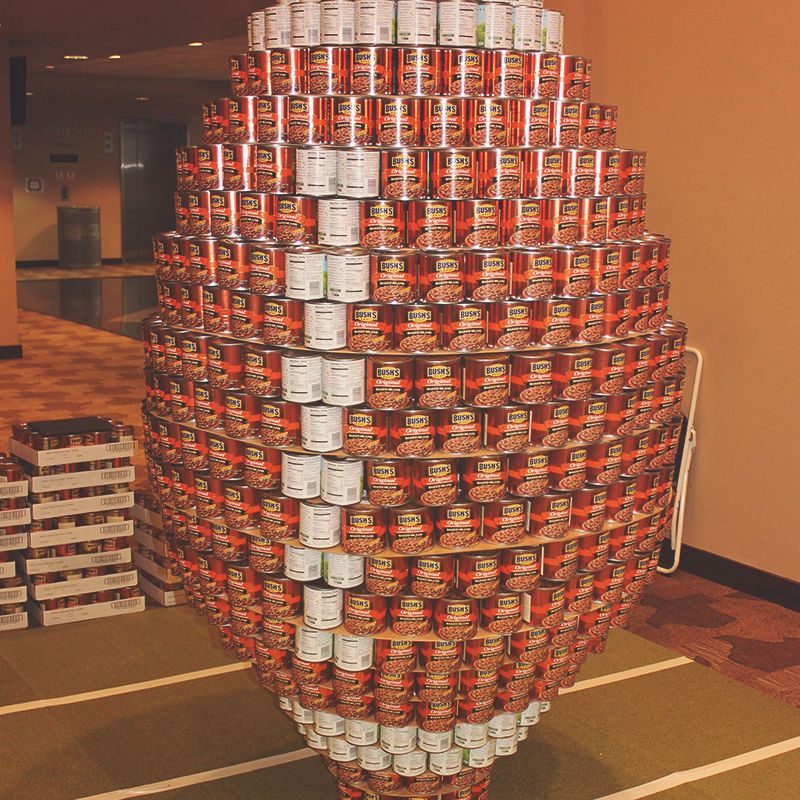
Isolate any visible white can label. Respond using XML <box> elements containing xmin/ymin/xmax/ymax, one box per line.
<box><xmin>305</xmin><ymin>729</ymin><xmax>327</xmax><ymax>750</ymax></box>
<box><xmin>418</xmin><ymin>728</ymin><xmax>455</xmax><ymax>754</ymax></box>
<box><xmin>281</xmin><ymin>354</ymin><xmax>323</xmax><ymax>403</ymax></box>
<box><xmin>322</xmin><ymin>355</ymin><xmax>366</xmax><ymax>406</ymax></box>
<box><xmin>540</xmin><ymin>700</ymin><xmax>551</xmax><ymax>713</ymax></box>
<box><xmin>519</xmin><ymin>699</ymin><xmax>541</xmax><ymax>725</ymax></box>
<box><xmin>487</xmin><ymin>711</ymin><xmax>517</xmax><ymax>738</ymax></box>
<box><xmin>324</xmin><ymin>552</ymin><xmax>365</xmax><ymax>588</ymax></box>
<box><xmin>334</xmin><ymin>634</ymin><xmax>374</xmax><ymax>670</ymax></box>
<box><xmin>328</xmin><ymin>737</ymin><xmax>358</xmax><ymax>762</ymax></box>
<box><xmin>517</xmin><ymin>724</ymin><xmax>529</xmax><ymax>741</ymax></box>
<box><xmin>454</xmin><ymin>721</ymin><xmax>489</xmax><ymax>748</ymax></box>
<box><xmin>358</xmin><ymin>745</ymin><xmax>393</xmax><ymax>771</ymax></box>
<box><xmin>318</xmin><ymin>198</ymin><xmax>360</xmax><ymax>246</ymax></box>
<box><xmin>463</xmin><ymin>738</ymin><xmax>496</xmax><ymax>767</ymax></box>
<box><xmin>327</xmin><ymin>251</ymin><xmax>370</xmax><ymax>303</ymax></box>
<box><xmin>396</xmin><ymin>0</ymin><xmax>437</xmax><ymax>44</ymax></box>
<box><xmin>304</xmin><ymin>302</ymin><xmax>347</xmax><ymax>352</ymax></box>
<box><xmin>300</xmin><ymin>498</ymin><xmax>342</xmax><ymax>546</ymax></box>
<box><xmin>336</xmin><ymin>149</ymin><xmax>380</xmax><ymax>198</ymax></box>
<box><xmin>437</xmin><ymin>1</ymin><xmax>477</xmax><ymax>46</ymax></box>
<box><xmin>291</xmin><ymin>699</ymin><xmax>315</xmax><ymax>724</ymax></box>
<box><xmin>295</xmin><ymin>625</ymin><xmax>335</xmax><ymax>661</ymax></box>
<box><xmin>304</xmin><ymin>583</ymin><xmax>344</xmax><ymax>629</ymax></box>
<box><xmin>393</xmin><ymin>749</ymin><xmax>428</xmax><ymax>776</ymax></box>
<box><xmin>291</xmin><ymin>2</ymin><xmax>322</xmax><ymax>46</ymax></box>
<box><xmin>321</xmin><ymin>0</ymin><xmax>356</xmax><ymax>44</ymax></box>
<box><xmin>248</xmin><ymin>11</ymin><xmax>267</xmax><ymax>51</ymax></box>
<box><xmin>264</xmin><ymin>6</ymin><xmax>292</xmax><ymax>47</ymax></box>
<box><xmin>284</xmin><ymin>543</ymin><xmax>324</xmax><ymax>580</ymax></box>
<box><xmin>380</xmin><ymin>724</ymin><xmax>417</xmax><ymax>754</ymax></box>
<box><xmin>286</xmin><ymin>250</ymin><xmax>327</xmax><ymax>300</ymax></box>
<box><xmin>314</xmin><ymin>709</ymin><xmax>346</xmax><ymax>736</ymax></box>
<box><xmin>296</xmin><ymin>147</ymin><xmax>338</xmax><ymax>196</ymax></box>
<box><xmin>355</xmin><ymin>0</ymin><xmax>396</xmax><ymax>44</ymax></box>
<box><xmin>301</xmin><ymin>404</ymin><xmax>344</xmax><ymax>453</ymax></box>
<box><xmin>321</xmin><ymin>457</ymin><xmax>363</xmax><ymax>505</ymax></box>
<box><xmin>477</xmin><ymin>2</ymin><xmax>513</xmax><ymax>48</ymax></box>
<box><xmin>279</xmin><ymin>696</ymin><xmax>294</xmax><ymax>712</ymax></box>
<box><xmin>542</xmin><ymin>9</ymin><xmax>564</xmax><ymax>52</ymax></box>
<box><xmin>345</xmin><ymin>717</ymin><xmax>380</xmax><ymax>746</ymax></box>
<box><xmin>513</xmin><ymin>6</ymin><xmax>542</xmax><ymax>51</ymax></box>
<box><xmin>429</xmin><ymin>745</ymin><xmax>464</xmax><ymax>774</ymax></box>
<box><xmin>494</xmin><ymin>732</ymin><xmax>518</xmax><ymax>756</ymax></box>
<box><xmin>281</xmin><ymin>452</ymin><xmax>323</xmax><ymax>498</ymax></box>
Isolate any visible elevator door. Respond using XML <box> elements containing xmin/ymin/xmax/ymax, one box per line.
<box><xmin>121</xmin><ymin>120</ymin><xmax>187</xmax><ymax>263</ymax></box>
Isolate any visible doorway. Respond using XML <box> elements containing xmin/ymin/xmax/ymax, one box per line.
<box><xmin>120</xmin><ymin>121</ymin><xmax>187</xmax><ymax>263</ymax></box>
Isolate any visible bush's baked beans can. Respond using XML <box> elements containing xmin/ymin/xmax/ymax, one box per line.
<box><xmin>441</xmin><ymin>303</ymin><xmax>487</xmax><ymax>351</ymax></box>
<box><xmin>431</xmin><ymin>149</ymin><xmax>477</xmax><ymax>199</ymax></box>
<box><xmin>423</xmin><ymin>97</ymin><xmax>467</xmax><ymax>147</ymax></box>
<box><xmin>276</xmin><ymin>196</ymin><xmax>318</xmax><ymax>245</ymax></box>
<box><xmin>510</xmin><ymin>352</ymin><xmax>553</xmax><ymax>404</ymax></box>
<box><xmin>488</xmin><ymin>300</ymin><xmax>531</xmax><ymax>349</ymax></box>
<box><xmin>529</xmin><ymin>493</ymin><xmax>571</xmax><ymax>538</ymax></box>
<box><xmin>454</xmin><ymin>200</ymin><xmax>499</xmax><ymax>249</ymax></box>
<box><xmin>502</xmin><ymin>201</ymin><xmax>543</xmax><ymax>249</ymax></box>
<box><xmin>342</xmin><ymin>503</ymin><xmax>388</xmax><ymax>554</ymax></box>
<box><xmin>255</xmin><ymin>97</ymin><xmax>287</xmax><ymax>143</ymax></box>
<box><xmin>481</xmin><ymin>592</ymin><xmax>522</xmax><ymax>635</ymax></box>
<box><xmin>391</xmin><ymin>408</ymin><xmax>437</xmax><ymax>456</ymax></box>
<box><xmin>262</xmin><ymin>575</ymin><xmax>303</xmax><ymax>618</ymax></box>
<box><xmin>548</xmin><ymin>445</ymin><xmax>588</xmax><ymax>491</ymax></box>
<box><xmin>568</xmin><ymin>397</ymin><xmax>608</xmax><ymax>444</ymax></box>
<box><xmin>394</xmin><ymin>304</ymin><xmax>441</xmax><ymax>352</ymax></box>
<box><xmin>344</xmin><ymin>407</ymin><xmax>389</xmax><ymax>456</ymax></box>
<box><xmin>435</xmin><ymin>503</ymin><xmax>480</xmax><ymax>549</ymax></box>
<box><xmin>462</xmin><ymin>455</ymin><xmax>508</xmax><ymax>503</ymax></box>
<box><xmin>437</xmin><ymin>405</ymin><xmax>482</xmax><ymax>454</ymax></box>
<box><xmin>457</xmin><ymin>553</ymin><xmax>500</xmax><ymax>599</ymax></box>
<box><xmin>413</xmin><ymin>355</ymin><xmax>461</xmax><ymax>408</ymax></box>
<box><xmin>263</xmin><ymin>298</ymin><xmax>303</xmax><ymax>346</ymax></box>
<box><xmin>484</xmin><ymin>405</ymin><xmax>529</xmax><ymax>452</ymax></box>
<box><xmin>209</xmin><ymin>190</ymin><xmax>240</xmax><ymax>238</ymax></box>
<box><xmin>444</xmin><ymin>48</ymin><xmax>485</xmax><ymax>96</ymax></box>
<box><xmin>463</xmin><ymin>354</ymin><xmax>510</xmax><ymax>407</ymax></box>
<box><xmin>228</xmin><ymin>96</ymin><xmax>258</xmax><ymax>144</ymax></box>
<box><xmin>569</xmin><ymin>486</ymin><xmax>607</xmax><ymax>532</ymax></box>
<box><xmin>389</xmin><ymin>593</ymin><xmax>433</xmax><ymax>636</ymax></box>
<box><xmin>366</xmin><ymin>554</ymin><xmax>409</xmax><ymax>595</ymax></box>
<box><xmin>489</xmin><ymin>49</ymin><xmax>526</xmax><ymax>97</ymax></box>
<box><xmin>370</xmin><ymin>250</ymin><xmax>419</xmax><ymax>304</ymax></box>
<box><xmin>465</xmin><ymin>249</ymin><xmax>510</xmax><ymax>301</ymax></box>
<box><xmin>366</xmin><ymin>355</ymin><xmax>413</xmax><ymax>409</ymax></box>
<box><xmin>507</xmin><ymin>452</ymin><xmax>548</xmax><ymax>498</ymax></box>
<box><xmin>376</xmin><ymin>96</ymin><xmax>422</xmax><ymax>146</ymax></box>
<box><xmin>197</xmin><ymin>145</ymin><xmax>225</xmax><ymax>190</ymax></box>
<box><xmin>321</xmin><ymin>457</ymin><xmax>364</xmax><ymax>505</ymax></box>
<box><xmin>407</xmin><ymin>200</ymin><xmax>453</xmax><ymax>250</ymax></box>
<box><xmin>287</xmin><ymin>96</ymin><xmax>328</xmax><ymax>145</ymax></box>
<box><xmin>434</xmin><ymin>596</ymin><xmax>479</xmax><ymax>640</ymax></box>
<box><xmin>360</xmin><ymin>200</ymin><xmax>406</xmax><ymax>249</ymax></box>
<box><xmin>348</xmin><ymin>303</ymin><xmax>393</xmax><ymax>351</ymax></box>
<box><xmin>412</xmin><ymin>459</ymin><xmax>459</xmax><ymax>506</ymax></box>
<box><xmin>388</xmin><ymin>506</ymin><xmax>435</xmax><ymax>554</ymax></box>
<box><xmin>478</xmin><ymin>497</ymin><xmax>524</xmax><ymax>544</ymax></box>
<box><xmin>248</xmin><ymin>244</ymin><xmax>286</xmax><ymax>296</ymax></box>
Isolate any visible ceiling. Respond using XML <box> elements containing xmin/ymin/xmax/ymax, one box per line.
<box><xmin>1</xmin><ymin>1</ymin><xmax>252</xmax><ymax>77</ymax></box>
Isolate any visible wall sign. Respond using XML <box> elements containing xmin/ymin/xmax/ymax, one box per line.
<box><xmin>25</xmin><ymin>178</ymin><xmax>44</xmax><ymax>194</ymax></box>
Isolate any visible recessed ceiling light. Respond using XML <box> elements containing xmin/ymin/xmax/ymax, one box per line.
<box><xmin>63</xmin><ymin>54</ymin><xmax>89</xmax><ymax>60</ymax></box>
<box><xmin>26</xmin><ymin>92</ymin><xmax>34</xmax><ymax>96</ymax></box>
<box><xmin>109</xmin><ymin>54</ymin><xmax>122</xmax><ymax>60</ymax></box>
<box><xmin>45</xmin><ymin>65</ymin><xmax>56</xmax><ymax>70</ymax></box>
<box><xmin>135</xmin><ymin>96</ymin><xmax>150</xmax><ymax>101</ymax></box>
<box><xmin>188</xmin><ymin>41</ymin><xmax>203</xmax><ymax>47</ymax></box>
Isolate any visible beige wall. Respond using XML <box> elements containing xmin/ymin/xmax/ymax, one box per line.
<box><xmin>12</xmin><ymin>74</ymin><xmax>220</xmax><ymax>263</ymax></box>
<box><xmin>0</xmin><ymin>36</ymin><xmax>20</xmax><ymax>349</ymax></box>
<box><xmin>551</xmin><ymin>0</ymin><xmax>800</xmax><ymax>581</ymax></box>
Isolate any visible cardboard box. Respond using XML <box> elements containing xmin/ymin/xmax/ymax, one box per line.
<box><xmin>0</xmin><ymin>561</ymin><xmax>17</xmax><ymax>579</ymax></box>
<box><xmin>9</xmin><ymin>437</ymin><xmax>135</xmax><ymax>467</ymax></box>
<box><xmin>130</xmin><ymin>504</ymin><xmax>163</xmax><ymax>529</ymax></box>
<box><xmin>0</xmin><ymin>585</ymin><xmax>27</xmax><ymax>605</ymax></box>
<box><xmin>133</xmin><ymin>550</ymin><xmax>182</xmax><ymax>586</ymax></box>
<box><xmin>26</xmin><ymin>569</ymin><xmax>138</xmax><ymax>601</ymax></box>
<box><xmin>0</xmin><ymin>480</ymin><xmax>28</xmax><ymax>499</ymax></box>
<box><xmin>28</xmin><ymin>465</ymin><xmax>136</xmax><ymax>493</ymax></box>
<box><xmin>0</xmin><ymin>508</ymin><xmax>31</xmax><ymax>528</ymax></box>
<box><xmin>31</xmin><ymin>491</ymin><xmax>134</xmax><ymax>521</ymax></box>
<box><xmin>0</xmin><ymin>610</ymin><xmax>28</xmax><ymax>631</ymax></box>
<box><xmin>0</xmin><ymin>532</ymin><xmax>28</xmax><ymax>552</ymax></box>
<box><xmin>28</xmin><ymin>519</ymin><xmax>134</xmax><ymax>549</ymax></box>
<box><xmin>29</xmin><ymin>595</ymin><xmax>145</xmax><ymax>626</ymax></box>
<box><xmin>21</xmin><ymin>547</ymin><xmax>132</xmax><ymax>576</ymax></box>
<box><xmin>133</xmin><ymin>525</ymin><xmax>170</xmax><ymax>558</ymax></box>
<box><xmin>138</xmin><ymin>573</ymin><xmax>186</xmax><ymax>607</ymax></box>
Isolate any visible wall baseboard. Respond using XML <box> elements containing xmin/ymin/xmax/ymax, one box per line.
<box><xmin>0</xmin><ymin>345</ymin><xmax>23</xmax><ymax>360</ymax></box>
<box><xmin>675</xmin><ymin>545</ymin><xmax>799</xmax><ymax>612</ymax></box>
<box><xmin>17</xmin><ymin>258</ymin><xmax>123</xmax><ymax>268</ymax></box>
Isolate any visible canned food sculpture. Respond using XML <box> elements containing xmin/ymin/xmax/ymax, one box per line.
<box><xmin>144</xmin><ymin>5</ymin><xmax>687</xmax><ymax>798</ymax></box>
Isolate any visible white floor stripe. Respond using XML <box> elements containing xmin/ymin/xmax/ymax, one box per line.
<box><xmin>65</xmin><ymin>656</ymin><xmax>696</xmax><ymax>800</ymax></box>
<box><xmin>594</xmin><ymin>736</ymin><xmax>800</xmax><ymax>800</ymax></box>
<box><xmin>0</xmin><ymin>662</ymin><xmax>251</xmax><ymax>717</ymax></box>
<box><xmin>73</xmin><ymin>749</ymin><xmax>317</xmax><ymax>800</ymax></box>
<box><xmin>561</xmin><ymin>656</ymin><xmax>693</xmax><ymax>694</ymax></box>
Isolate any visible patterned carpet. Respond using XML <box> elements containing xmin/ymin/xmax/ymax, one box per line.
<box><xmin>3</xmin><ymin>307</ymin><xmax>799</xmax><ymax>706</ymax></box>
<box><xmin>630</xmin><ymin>571</ymin><xmax>800</xmax><ymax>706</ymax></box>
<box><xmin>16</xmin><ymin>263</ymin><xmax>154</xmax><ymax>281</ymax></box>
